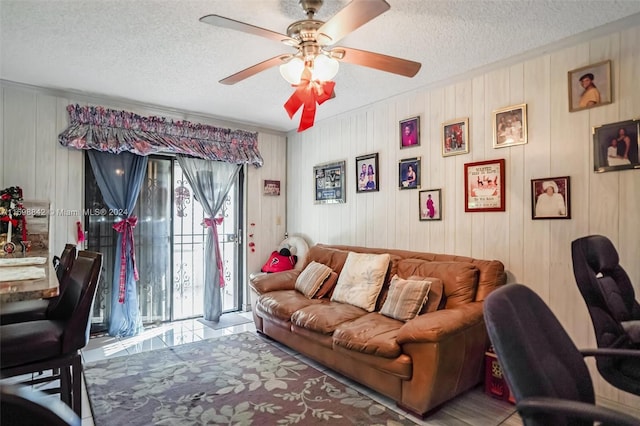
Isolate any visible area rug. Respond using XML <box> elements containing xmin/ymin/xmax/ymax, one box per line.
<box><xmin>84</xmin><ymin>332</ymin><xmax>417</xmax><ymax>425</ymax></box>
<box><xmin>197</xmin><ymin>313</ymin><xmax>253</xmax><ymax>330</ymax></box>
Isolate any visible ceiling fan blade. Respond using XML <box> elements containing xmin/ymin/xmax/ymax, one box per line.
<box><xmin>219</xmin><ymin>55</ymin><xmax>292</xmax><ymax>85</ymax></box>
<box><xmin>333</xmin><ymin>47</ymin><xmax>421</xmax><ymax>77</ymax></box>
<box><xmin>316</xmin><ymin>0</ymin><xmax>390</xmax><ymax>45</ymax></box>
<box><xmin>200</xmin><ymin>14</ymin><xmax>297</xmax><ymax>45</ymax></box>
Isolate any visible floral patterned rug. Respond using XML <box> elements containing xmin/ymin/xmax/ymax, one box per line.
<box><xmin>84</xmin><ymin>332</ymin><xmax>417</xmax><ymax>425</ymax></box>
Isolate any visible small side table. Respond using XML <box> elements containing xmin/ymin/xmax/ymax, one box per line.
<box><xmin>484</xmin><ymin>347</ymin><xmax>515</xmax><ymax>404</ymax></box>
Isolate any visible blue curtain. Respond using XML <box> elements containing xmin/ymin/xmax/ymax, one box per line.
<box><xmin>177</xmin><ymin>156</ymin><xmax>241</xmax><ymax>322</ymax></box>
<box><xmin>87</xmin><ymin>151</ymin><xmax>148</xmax><ymax>337</ymax></box>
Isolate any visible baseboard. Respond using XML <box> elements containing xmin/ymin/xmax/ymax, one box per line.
<box><xmin>597</xmin><ymin>395</ymin><xmax>640</xmax><ymax>418</ymax></box>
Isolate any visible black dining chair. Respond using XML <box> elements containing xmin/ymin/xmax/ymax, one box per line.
<box><xmin>571</xmin><ymin>234</ymin><xmax>640</xmax><ymax>396</ymax></box>
<box><xmin>484</xmin><ymin>284</ymin><xmax>640</xmax><ymax>426</ymax></box>
<box><xmin>0</xmin><ymin>383</ymin><xmax>81</xmax><ymax>426</ymax></box>
<box><xmin>0</xmin><ymin>243</ymin><xmax>77</xmax><ymax>325</ymax></box>
<box><xmin>0</xmin><ymin>250</ymin><xmax>103</xmax><ymax>417</ymax></box>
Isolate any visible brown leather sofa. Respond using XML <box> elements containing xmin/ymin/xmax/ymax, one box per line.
<box><xmin>249</xmin><ymin>243</ymin><xmax>506</xmax><ymax>417</ymax></box>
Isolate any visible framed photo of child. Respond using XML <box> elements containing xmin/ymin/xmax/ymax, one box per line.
<box><xmin>355</xmin><ymin>153</ymin><xmax>379</xmax><ymax>193</ymax></box>
<box><xmin>419</xmin><ymin>189</ymin><xmax>441</xmax><ymax>221</ymax></box>
<box><xmin>400</xmin><ymin>116</ymin><xmax>420</xmax><ymax>149</ymax></box>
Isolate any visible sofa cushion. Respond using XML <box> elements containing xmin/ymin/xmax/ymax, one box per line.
<box><xmin>295</xmin><ymin>261</ymin><xmax>333</xmax><ymax>298</ymax></box>
<box><xmin>304</xmin><ymin>245</ymin><xmax>350</xmax><ymax>275</ymax></box>
<box><xmin>332</xmin><ymin>313</ymin><xmax>404</xmax><ymax>358</ymax></box>
<box><xmin>380</xmin><ymin>275</ymin><xmax>431</xmax><ymax>321</ymax></box>
<box><xmin>408</xmin><ymin>275</ymin><xmax>445</xmax><ymax>313</ymax></box>
<box><xmin>291</xmin><ymin>302</ymin><xmax>367</xmax><ymax>334</ymax></box>
<box><xmin>331</xmin><ymin>252</ymin><xmax>390</xmax><ymax>312</ymax></box>
<box><xmin>314</xmin><ymin>271</ymin><xmax>338</xmax><ymax>299</ymax></box>
<box><xmin>257</xmin><ymin>290</ymin><xmax>325</xmax><ymax>321</ymax></box>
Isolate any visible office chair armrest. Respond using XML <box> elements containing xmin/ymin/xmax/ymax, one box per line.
<box><xmin>580</xmin><ymin>348</ymin><xmax>640</xmax><ymax>358</ymax></box>
<box><xmin>518</xmin><ymin>397</ymin><xmax>640</xmax><ymax>426</ymax></box>
<box><xmin>1</xmin><ymin>383</ymin><xmax>81</xmax><ymax>426</ymax></box>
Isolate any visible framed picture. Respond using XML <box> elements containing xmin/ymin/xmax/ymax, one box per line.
<box><xmin>263</xmin><ymin>180</ymin><xmax>280</xmax><ymax>196</ymax></box>
<box><xmin>442</xmin><ymin>118</ymin><xmax>469</xmax><ymax>157</ymax></box>
<box><xmin>400</xmin><ymin>116</ymin><xmax>420</xmax><ymax>148</ymax></box>
<box><xmin>464</xmin><ymin>159</ymin><xmax>505</xmax><ymax>212</ymax></box>
<box><xmin>419</xmin><ymin>189</ymin><xmax>442</xmax><ymax>221</ymax></box>
<box><xmin>314</xmin><ymin>160</ymin><xmax>346</xmax><ymax>204</ymax></box>
<box><xmin>398</xmin><ymin>157</ymin><xmax>421</xmax><ymax>189</ymax></box>
<box><xmin>356</xmin><ymin>153</ymin><xmax>379</xmax><ymax>193</ymax></box>
<box><xmin>531</xmin><ymin>176</ymin><xmax>571</xmax><ymax>220</ymax></box>
<box><xmin>493</xmin><ymin>104</ymin><xmax>527</xmax><ymax>148</ymax></box>
<box><xmin>592</xmin><ymin>119</ymin><xmax>640</xmax><ymax>173</ymax></box>
<box><xmin>568</xmin><ymin>60</ymin><xmax>612</xmax><ymax>112</ymax></box>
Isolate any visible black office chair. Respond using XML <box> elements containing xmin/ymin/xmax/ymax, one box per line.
<box><xmin>0</xmin><ymin>383</ymin><xmax>81</xmax><ymax>426</ymax></box>
<box><xmin>0</xmin><ymin>250</ymin><xmax>103</xmax><ymax>417</ymax></box>
<box><xmin>0</xmin><ymin>243</ymin><xmax>77</xmax><ymax>325</ymax></box>
<box><xmin>484</xmin><ymin>284</ymin><xmax>640</xmax><ymax>426</ymax></box>
<box><xmin>571</xmin><ymin>235</ymin><xmax>640</xmax><ymax>395</ymax></box>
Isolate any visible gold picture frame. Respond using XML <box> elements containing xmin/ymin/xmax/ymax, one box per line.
<box><xmin>493</xmin><ymin>104</ymin><xmax>527</xmax><ymax>149</ymax></box>
<box><xmin>568</xmin><ymin>60</ymin><xmax>612</xmax><ymax>113</ymax></box>
<box><xmin>442</xmin><ymin>118</ymin><xmax>469</xmax><ymax>157</ymax></box>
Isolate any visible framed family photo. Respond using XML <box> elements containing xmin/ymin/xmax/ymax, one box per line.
<box><xmin>442</xmin><ymin>118</ymin><xmax>469</xmax><ymax>157</ymax></box>
<box><xmin>592</xmin><ymin>119</ymin><xmax>639</xmax><ymax>173</ymax></box>
<box><xmin>263</xmin><ymin>180</ymin><xmax>280</xmax><ymax>196</ymax></box>
<box><xmin>398</xmin><ymin>157</ymin><xmax>421</xmax><ymax>189</ymax></box>
<box><xmin>493</xmin><ymin>104</ymin><xmax>527</xmax><ymax>148</ymax></box>
<box><xmin>568</xmin><ymin>60</ymin><xmax>612</xmax><ymax>113</ymax></box>
<box><xmin>464</xmin><ymin>159</ymin><xmax>505</xmax><ymax>212</ymax></box>
<box><xmin>314</xmin><ymin>160</ymin><xmax>346</xmax><ymax>204</ymax></box>
<box><xmin>419</xmin><ymin>189</ymin><xmax>442</xmax><ymax>221</ymax></box>
<box><xmin>531</xmin><ymin>176</ymin><xmax>571</xmax><ymax>220</ymax></box>
<box><xmin>356</xmin><ymin>152</ymin><xmax>379</xmax><ymax>193</ymax></box>
<box><xmin>400</xmin><ymin>116</ymin><xmax>420</xmax><ymax>149</ymax></box>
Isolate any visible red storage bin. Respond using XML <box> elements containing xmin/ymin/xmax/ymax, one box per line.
<box><xmin>484</xmin><ymin>348</ymin><xmax>515</xmax><ymax>404</ymax></box>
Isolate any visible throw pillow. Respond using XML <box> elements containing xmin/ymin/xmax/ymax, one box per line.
<box><xmin>331</xmin><ymin>252</ymin><xmax>390</xmax><ymax>312</ymax></box>
<box><xmin>380</xmin><ymin>275</ymin><xmax>432</xmax><ymax>321</ymax></box>
<box><xmin>295</xmin><ymin>261</ymin><xmax>333</xmax><ymax>298</ymax></box>
<box><xmin>314</xmin><ymin>271</ymin><xmax>339</xmax><ymax>299</ymax></box>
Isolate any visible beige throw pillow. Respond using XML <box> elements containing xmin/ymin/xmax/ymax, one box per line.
<box><xmin>331</xmin><ymin>252</ymin><xmax>390</xmax><ymax>312</ymax></box>
<box><xmin>380</xmin><ymin>275</ymin><xmax>431</xmax><ymax>321</ymax></box>
<box><xmin>295</xmin><ymin>261</ymin><xmax>333</xmax><ymax>298</ymax></box>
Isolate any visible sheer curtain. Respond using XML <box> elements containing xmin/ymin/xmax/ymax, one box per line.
<box><xmin>177</xmin><ymin>156</ymin><xmax>241</xmax><ymax>322</ymax></box>
<box><xmin>87</xmin><ymin>151</ymin><xmax>148</xmax><ymax>337</ymax></box>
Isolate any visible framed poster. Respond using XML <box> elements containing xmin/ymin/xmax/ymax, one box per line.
<box><xmin>356</xmin><ymin>153</ymin><xmax>379</xmax><ymax>193</ymax></box>
<box><xmin>314</xmin><ymin>160</ymin><xmax>346</xmax><ymax>204</ymax></box>
<box><xmin>568</xmin><ymin>60</ymin><xmax>612</xmax><ymax>112</ymax></box>
<box><xmin>493</xmin><ymin>104</ymin><xmax>527</xmax><ymax>148</ymax></box>
<box><xmin>531</xmin><ymin>176</ymin><xmax>571</xmax><ymax>219</ymax></box>
<box><xmin>398</xmin><ymin>157</ymin><xmax>421</xmax><ymax>189</ymax></box>
<box><xmin>464</xmin><ymin>159</ymin><xmax>505</xmax><ymax>212</ymax></box>
<box><xmin>400</xmin><ymin>116</ymin><xmax>420</xmax><ymax>148</ymax></box>
<box><xmin>592</xmin><ymin>118</ymin><xmax>639</xmax><ymax>173</ymax></box>
<box><xmin>263</xmin><ymin>180</ymin><xmax>280</xmax><ymax>196</ymax></box>
<box><xmin>442</xmin><ymin>118</ymin><xmax>469</xmax><ymax>157</ymax></box>
<box><xmin>419</xmin><ymin>189</ymin><xmax>441</xmax><ymax>221</ymax></box>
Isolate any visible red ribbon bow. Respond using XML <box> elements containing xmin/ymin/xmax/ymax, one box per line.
<box><xmin>203</xmin><ymin>217</ymin><xmax>225</xmax><ymax>288</ymax></box>
<box><xmin>1</xmin><ymin>216</ymin><xmax>18</xmax><ymax>227</ymax></box>
<box><xmin>112</xmin><ymin>216</ymin><xmax>139</xmax><ymax>303</ymax></box>
<box><xmin>284</xmin><ymin>67</ymin><xmax>336</xmax><ymax>132</ymax></box>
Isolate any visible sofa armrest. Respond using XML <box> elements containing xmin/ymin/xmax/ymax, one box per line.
<box><xmin>397</xmin><ymin>302</ymin><xmax>485</xmax><ymax>344</ymax></box>
<box><xmin>250</xmin><ymin>270</ymin><xmax>300</xmax><ymax>295</ymax></box>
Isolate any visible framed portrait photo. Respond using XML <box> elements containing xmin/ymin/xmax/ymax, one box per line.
<box><xmin>493</xmin><ymin>104</ymin><xmax>527</xmax><ymax>148</ymax></box>
<box><xmin>592</xmin><ymin>118</ymin><xmax>640</xmax><ymax>173</ymax></box>
<box><xmin>419</xmin><ymin>189</ymin><xmax>442</xmax><ymax>221</ymax></box>
<box><xmin>314</xmin><ymin>160</ymin><xmax>346</xmax><ymax>204</ymax></box>
<box><xmin>263</xmin><ymin>180</ymin><xmax>280</xmax><ymax>196</ymax></box>
<box><xmin>568</xmin><ymin>60</ymin><xmax>612</xmax><ymax>112</ymax></box>
<box><xmin>356</xmin><ymin>152</ymin><xmax>379</xmax><ymax>193</ymax></box>
<box><xmin>399</xmin><ymin>116</ymin><xmax>420</xmax><ymax>149</ymax></box>
<box><xmin>531</xmin><ymin>176</ymin><xmax>571</xmax><ymax>220</ymax></box>
<box><xmin>442</xmin><ymin>118</ymin><xmax>469</xmax><ymax>157</ymax></box>
<box><xmin>398</xmin><ymin>157</ymin><xmax>421</xmax><ymax>190</ymax></box>
<box><xmin>464</xmin><ymin>159</ymin><xmax>505</xmax><ymax>212</ymax></box>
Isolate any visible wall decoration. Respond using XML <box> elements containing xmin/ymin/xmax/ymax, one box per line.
<box><xmin>464</xmin><ymin>159</ymin><xmax>505</xmax><ymax>212</ymax></box>
<box><xmin>399</xmin><ymin>116</ymin><xmax>420</xmax><ymax>149</ymax></box>
<box><xmin>398</xmin><ymin>157</ymin><xmax>421</xmax><ymax>190</ymax></box>
<box><xmin>531</xmin><ymin>176</ymin><xmax>571</xmax><ymax>220</ymax></box>
<box><xmin>314</xmin><ymin>160</ymin><xmax>346</xmax><ymax>204</ymax></box>
<box><xmin>442</xmin><ymin>118</ymin><xmax>469</xmax><ymax>157</ymax></box>
<box><xmin>568</xmin><ymin>60</ymin><xmax>612</xmax><ymax>112</ymax></box>
<box><xmin>263</xmin><ymin>180</ymin><xmax>281</xmax><ymax>196</ymax></box>
<box><xmin>356</xmin><ymin>153</ymin><xmax>379</xmax><ymax>193</ymax></box>
<box><xmin>592</xmin><ymin>118</ymin><xmax>639</xmax><ymax>173</ymax></box>
<box><xmin>419</xmin><ymin>189</ymin><xmax>442</xmax><ymax>221</ymax></box>
<box><xmin>493</xmin><ymin>104</ymin><xmax>527</xmax><ymax>148</ymax></box>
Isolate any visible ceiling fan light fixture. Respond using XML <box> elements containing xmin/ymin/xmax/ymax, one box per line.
<box><xmin>279</xmin><ymin>55</ymin><xmax>339</xmax><ymax>85</ymax></box>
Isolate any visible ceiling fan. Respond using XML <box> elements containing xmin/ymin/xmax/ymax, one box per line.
<box><xmin>199</xmin><ymin>0</ymin><xmax>422</xmax><ymax>85</ymax></box>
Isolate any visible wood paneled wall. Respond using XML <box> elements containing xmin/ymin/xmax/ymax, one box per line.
<box><xmin>0</xmin><ymin>83</ymin><xmax>287</xmax><ymax>308</ymax></box>
<box><xmin>286</xmin><ymin>26</ymin><xmax>640</xmax><ymax>411</ymax></box>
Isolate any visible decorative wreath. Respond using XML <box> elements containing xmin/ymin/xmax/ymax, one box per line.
<box><xmin>0</xmin><ymin>186</ymin><xmax>27</xmax><ymax>240</ymax></box>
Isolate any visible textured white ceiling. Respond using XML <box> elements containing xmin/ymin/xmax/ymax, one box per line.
<box><xmin>2</xmin><ymin>0</ymin><xmax>640</xmax><ymax>133</ymax></box>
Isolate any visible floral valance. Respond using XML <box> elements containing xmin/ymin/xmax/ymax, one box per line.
<box><xmin>58</xmin><ymin>104</ymin><xmax>263</xmax><ymax>167</ymax></box>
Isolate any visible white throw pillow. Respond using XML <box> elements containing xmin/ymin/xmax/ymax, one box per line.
<box><xmin>331</xmin><ymin>252</ymin><xmax>390</xmax><ymax>312</ymax></box>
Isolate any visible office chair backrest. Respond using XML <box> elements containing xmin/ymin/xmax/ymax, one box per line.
<box><xmin>484</xmin><ymin>284</ymin><xmax>595</xmax><ymax>426</ymax></box>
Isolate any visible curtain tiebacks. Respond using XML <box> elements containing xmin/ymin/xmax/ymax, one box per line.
<box><xmin>203</xmin><ymin>217</ymin><xmax>225</xmax><ymax>288</ymax></box>
<box><xmin>113</xmin><ymin>216</ymin><xmax>139</xmax><ymax>303</ymax></box>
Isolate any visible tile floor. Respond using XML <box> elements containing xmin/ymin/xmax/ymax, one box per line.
<box><xmin>78</xmin><ymin>312</ymin><xmax>523</xmax><ymax>426</ymax></box>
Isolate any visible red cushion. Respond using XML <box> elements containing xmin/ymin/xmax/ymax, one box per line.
<box><xmin>261</xmin><ymin>251</ymin><xmax>297</xmax><ymax>273</ymax></box>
